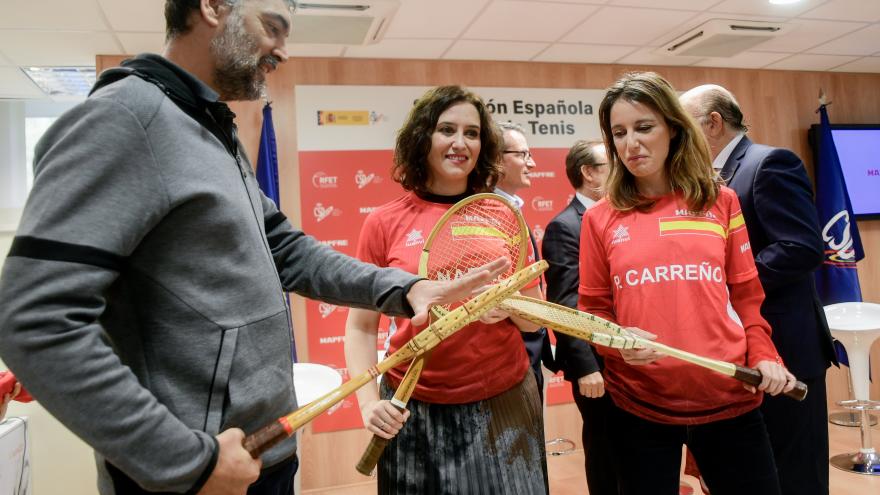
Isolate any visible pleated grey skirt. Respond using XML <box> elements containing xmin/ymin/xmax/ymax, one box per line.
<box><xmin>377</xmin><ymin>370</ymin><xmax>547</xmax><ymax>495</ymax></box>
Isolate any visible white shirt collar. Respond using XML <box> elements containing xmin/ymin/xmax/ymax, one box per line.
<box><xmin>712</xmin><ymin>132</ymin><xmax>745</xmax><ymax>171</ymax></box>
<box><xmin>493</xmin><ymin>188</ymin><xmax>524</xmax><ymax>210</ymax></box>
<box><xmin>575</xmin><ymin>191</ymin><xmax>596</xmax><ymax>210</ymax></box>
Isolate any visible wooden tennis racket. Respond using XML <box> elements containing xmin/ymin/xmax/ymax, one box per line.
<box><xmin>243</xmin><ymin>260</ymin><xmax>547</xmax><ymax>458</ymax></box>
<box><xmin>356</xmin><ymin>193</ymin><xmax>531</xmax><ymax>475</ymax></box>
<box><xmin>499</xmin><ymin>296</ymin><xmax>807</xmax><ymax>401</ymax></box>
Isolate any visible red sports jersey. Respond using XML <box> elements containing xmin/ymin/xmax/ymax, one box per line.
<box><xmin>578</xmin><ymin>187</ymin><xmax>779</xmax><ymax>425</ymax></box>
<box><xmin>357</xmin><ymin>192</ymin><xmax>533</xmax><ymax>404</ymax></box>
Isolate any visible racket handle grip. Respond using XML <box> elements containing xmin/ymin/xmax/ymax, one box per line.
<box><xmin>355</xmin><ymin>435</ymin><xmax>391</xmax><ymax>475</ymax></box>
<box><xmin>355</xmin><ymin>399</ymin><xmax>409</xmax><ymax>475</ymax></box>
<box><xmin>243</xmin><ymin>420</ymin><xmax>290</xmax><ymax>459</ymax></box>
<box><xmin>733</xmin><ymin>366</ymin><xmax>808</xmax><ymax>401</ymax></box>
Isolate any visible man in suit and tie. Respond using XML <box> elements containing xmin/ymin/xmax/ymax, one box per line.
<box><xmin>542</xmin><ymin>139</ymin><xmax>617</xmax><ymax>494</ymax></box>
<box><xmin>680</xmin><ymin>85</ymin><xmax>837</xmax><ymax>495</ymax></box>
<box><xmin>493</xmin><ymin>121</ymin><xmax>555</xmax><ymax>495</ymax></box>
<box><xmin>494</xmin><ymin>122</ymin><xmax>556</xmax><ymax>397</ymax></box>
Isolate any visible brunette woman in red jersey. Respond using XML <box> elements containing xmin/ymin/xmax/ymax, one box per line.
<box><xmin>344</xmin><ymin>86</ymin><xmax>547</xmax><ymax>494</ymax></box>
<box><xmin>579</xmin><ymin>72</ymin><xmax>797</xmax><ymax>495</ymax></box>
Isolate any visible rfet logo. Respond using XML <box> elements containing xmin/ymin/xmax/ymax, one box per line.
<box><xmin>312</xmin><ymin>172</ymin><xmax>339</xmax><ymax>188</ymax></box>
<box><xmin>531</xmin><ymin>196</ymin><xmax>554</xmax><ymax>212</ymax></box>
<box><xmin>314</xmin><ymin>202</ymin><xmax>342</xmax><ymax>222</ymax></box>
<box><xmin>355</xmin><ymin>170</ymin><xmax>382</xmax><ymax>189</ymax></box>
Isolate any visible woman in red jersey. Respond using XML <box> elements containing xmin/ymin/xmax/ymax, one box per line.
<box><xmin>344</xmin><ymin>85</ymin><xmax>546</xmax><ymax>494</ymax></box>
<box><xmin>579</xmin><ymin>72</ymin><xmax>797</xmax><ymax>495</ymax></box>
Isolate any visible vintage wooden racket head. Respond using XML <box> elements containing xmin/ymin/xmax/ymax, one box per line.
<box><xmin>418</xmin><ymin>193</ymin><xmax>529</xmax><ymax>318</ymax></box>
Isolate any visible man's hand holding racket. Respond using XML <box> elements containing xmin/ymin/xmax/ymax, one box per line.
<box><xmin>198</xmin><ymin>429</ymin><xmax>261</xmax><ymax>495</ymax></box>
<box><xmin>406</xmin><ymin>257</ymin><xmax>510</xmax><ymax>326</ymax></box>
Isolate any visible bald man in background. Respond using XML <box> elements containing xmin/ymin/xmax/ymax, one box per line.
<box><xmin>681</xmin><ymin>85</ymin><xmax>836</xmax><ymax>495</ymax></box>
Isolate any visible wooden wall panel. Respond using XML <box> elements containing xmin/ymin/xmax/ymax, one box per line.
<box><xmin>97</xmin><ymin>55</ymin><xmax>880</xmax><ymax>490</ymax></box>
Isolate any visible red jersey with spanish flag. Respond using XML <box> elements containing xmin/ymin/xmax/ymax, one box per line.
<box><xmin>357</xmin><ymin>192</ymin><xmax>536</xmax><ymax>404</ymax></box>
<box><xmin>578</xmin><ymin>187</ymin><xmax>779</xmax><ymax>424</ymax></box>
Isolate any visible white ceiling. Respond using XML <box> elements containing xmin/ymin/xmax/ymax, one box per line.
<box><xmin>2</xmin><ymin>0</ymin><xmax>880</xmax><ymax>99</ymax></box>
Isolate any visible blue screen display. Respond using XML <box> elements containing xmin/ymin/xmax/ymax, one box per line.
<box><xmin>830</xmin><ymin>128</ymin><xmax>880</xmax><ymax>217</ymax></box>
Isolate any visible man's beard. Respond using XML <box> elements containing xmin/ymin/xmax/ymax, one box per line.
<box><xmin>210</xmin><ymin>10</ymin><xmax>279</xmax><ymax>101</ymax></box>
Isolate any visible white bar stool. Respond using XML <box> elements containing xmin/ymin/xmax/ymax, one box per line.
<box><xmin>829</xmin><ymin>366</ymin><xmax>878</xmax><ymax>427</ymax></box>
<box><xmin>543</xmin><ymin>344</ymin><xmax>576</xmax><ymax>457</ymax></box>
<box><xmin>824</xmin><ymin>302</ymin><xmax>880</xmax><ymax>475</ymax></box>
<box><xmin>292</xmin><ymin>363</ymin><xmax>344</xmax><ymax>407</ymax></box>
<box><xmin>292</xmin><ymin>362</ymin><xmax>343</xmax><ymax>492</ymax></box>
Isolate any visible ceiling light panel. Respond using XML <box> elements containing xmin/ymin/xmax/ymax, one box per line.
<box><xmin>22</xmin><ymin>67</ymin><xmax>96</xmax><ymax>100</ymax></box>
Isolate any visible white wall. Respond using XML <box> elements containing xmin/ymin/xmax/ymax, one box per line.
<box><xmin>1</xmin><ymin>100</ymin><xmax>98</xmax><ymax>495</ymax></box>
<box><xmin>0</xmin><ymin>101</ymin><xmax>27</xmax><ymax>209</ymax></box>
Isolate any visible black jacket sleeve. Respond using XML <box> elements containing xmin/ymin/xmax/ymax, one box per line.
<box><xmin>751</xmin><ymin>149</ymin><xmax>824</xmax><ymax>293</ymax></box>
<box><xmin>542</xmin><ymin>215</ymin><xmax>600</xmax><ymax>381</ymax></box>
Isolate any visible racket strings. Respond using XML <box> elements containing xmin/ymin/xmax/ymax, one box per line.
<box><xmin>426</xmin><ymin>199</ymin><xmax>526</xmax><ymax>315</ymax></box>
<box><xmin>500</xmin><ymin>297</ymin><xmax>642</xmax><ymax>351</ymax></box>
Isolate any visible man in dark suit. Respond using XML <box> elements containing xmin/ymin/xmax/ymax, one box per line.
<box><xmin>494</xmin><ymin>122</ymin><xmax>556</xmax><ymax>398</ymax></box>
<box><xmin>681</xmin><ymin>85</ymin><xmax>837</xmax><ymax>495</ymax></box>
<box><xmin>542</xmin><ymin>139</ymin><xmax>618</xmax><ymax>495</ymax></box>
<box><xmin>494</xmin><ymin>121</ymin><xmax>555</xmax><ymax>495</ymax></box>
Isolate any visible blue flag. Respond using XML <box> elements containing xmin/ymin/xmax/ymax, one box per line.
<box><xmin>813</xmin><ymin>105</ymin><xmax>864</xmax><ymax>304</ymax></box>
<box><xmin>256</xmin><ymin>102</ymin><xmax>281</xmax><ymax>206</ymax></box>
<box><xmin>814</xmin><ymin>105</ymin><xmax>865</xmax><ymax>368</ymax></box>
<box><xmin>256</xmin><ymin>102</ymin><xmax>297</xmax><ymax>362</ymax></box>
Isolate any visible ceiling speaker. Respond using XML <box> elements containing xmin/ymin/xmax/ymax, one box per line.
<box><xmin>657</xmin><ymin>19</ymin><xmax>792</xmax><ymax>58</ymax></box>
<box><xmin>290</xmin><ymin>0</ymin><xmax>400</xmax><ymax>45</ymax></box>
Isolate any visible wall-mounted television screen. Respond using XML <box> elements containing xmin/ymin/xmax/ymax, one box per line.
<box><xmin>809</xmin><ymin>124</ymin><xmax>880</xmax><ymax>219</ymax></box>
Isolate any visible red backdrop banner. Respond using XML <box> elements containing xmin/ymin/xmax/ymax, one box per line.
<box><xmin>295</xmin><ymin>86</ymin><xmax>605</xmax><ymax>432</ymax></box>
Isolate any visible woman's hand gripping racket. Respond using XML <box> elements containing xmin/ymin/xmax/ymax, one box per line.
<box><xmin>499</xmin><ymin>296</ymin><xmax>807</xmax><ymax>401</ymax></box>
<box><xmin>356</xmin><ymin>193</ymin><xmax>530</xmax><ymax>475</ymax></box>
<box><xmin>242</xmin><ymin>260</ymin><xmax>547</xmax><ymax>459</ymax></box>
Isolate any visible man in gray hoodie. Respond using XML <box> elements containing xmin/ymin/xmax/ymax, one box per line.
<box><xmin>0</xmin><ymin>1</ymin><xmax>506</xmax><ymax>494</ymax></box>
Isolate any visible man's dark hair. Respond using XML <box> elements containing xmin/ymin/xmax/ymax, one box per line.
<box><xmin>166</xmin><ymin>0</ymin><xmax>205</xmax><ymax>40</ymax></box>
<box><xmin>564</xmin><ymin>139</ymin><xmax>604</xmax><ymax>189</ymax></box>
<box><xmin>165</xmin><ymin>0</ymin><xmax>295</xmax><ymax>40</ymax></box>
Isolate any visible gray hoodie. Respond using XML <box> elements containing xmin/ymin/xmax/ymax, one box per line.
<box><xmin>0</xmin><ymin>55</ymin><xmax>417</xmax><ymax>493</ymax></box>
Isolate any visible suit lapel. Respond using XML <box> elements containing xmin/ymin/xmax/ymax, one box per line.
<box><xmin>720</xmin><ymin>136</ymin><xmax>751</xmax><ymax>183</ymax></box>
<box><xmin>571</xmin><ymin>197</ymin><xmax>587</xmax><ymax>220</ymax></box>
